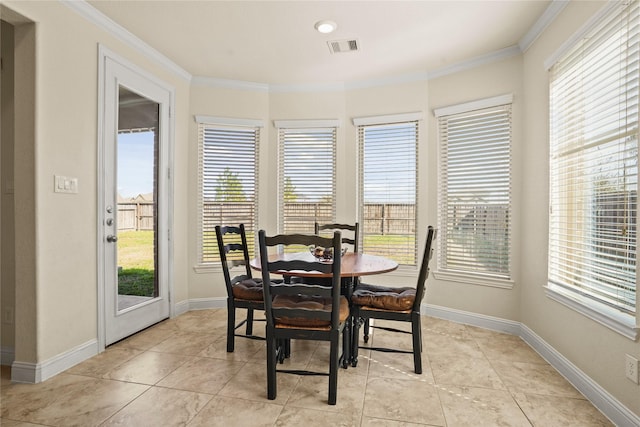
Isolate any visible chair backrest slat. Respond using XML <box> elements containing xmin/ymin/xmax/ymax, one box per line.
<box><xmin>268</xmin><ymin>259</ymin><xmax>333</xmax><ymax>274</ymax></box>
<box><xmin>413</xmin><ymin>226</ymin><xmax>437</xmax><ymax>311</ymax></box>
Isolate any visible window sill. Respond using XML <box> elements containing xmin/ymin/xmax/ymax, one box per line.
<box><xmin>545</xmin><ymin>284</ymin><xmax>638</xmax><ymax>341</ymax></box>
<box><xmin>433</xmin><ymin>270</ymin><xmax>514</xmax><ymax>289</ymax></box>
<box><xmin>193</xmin><ymin>264</ymin><xmax>220</xmax><ymax>274</ymax></box>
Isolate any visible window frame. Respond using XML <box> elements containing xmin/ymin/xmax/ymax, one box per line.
<box><xmin>354</xmin><ymin>112</ymin><xmax>422</xmax><ymax>266</ymax></box>
<box><xmin>545</xmin><ymin>1</ymin><xmax>639</xmax><ymax>339</ymax></box>
<box><xmin>433</xmin><ymin>95</ymin><xmax>514</xmax><ymax>289</ymax></box>
<box><xmin>195</xmin><ymin>115</ymin><xmax>262</xmax><ymax>270</ymax></box>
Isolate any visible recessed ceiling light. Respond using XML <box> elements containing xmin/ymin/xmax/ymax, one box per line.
<box><xmin>315</xmin><ymin>20</ymin><xmax>337</xmax><ymax>34</ymax></box>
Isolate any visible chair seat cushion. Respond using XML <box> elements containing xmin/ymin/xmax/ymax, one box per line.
<box><xmin>351</xmin><ymin>283</ymin><xmax>416</xmax><ymax>311</ymax></box>
<box><xmin>273</xmin><ymin>295</ymin><xmax>349</xmax><ymax>328</ymax></box>
<box><xmin>232</xmin><ymin>279</ymin><xmax>263</xmax><ymax>301</ymax></box>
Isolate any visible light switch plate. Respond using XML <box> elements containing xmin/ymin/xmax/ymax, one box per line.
<box><xmin>54</xmin><ymin>175</ymin><xmax>78</xmax><ymax>194</ymax></box>
<box><xmin>626</xmin><ymin>354</ymin><xmax>639</xmax><ymax>384</ymax></box>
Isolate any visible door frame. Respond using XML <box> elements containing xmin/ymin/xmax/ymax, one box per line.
<box><xmin>97</xmin><ymin>45</ymin><xmax>175</xmax><ymax>351</ymax></box>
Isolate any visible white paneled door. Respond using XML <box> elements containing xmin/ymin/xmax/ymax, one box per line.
<box><xmin>99</xmin><ymin>48</ymin><xmax>173</xmax><ymax>346</ymax></box>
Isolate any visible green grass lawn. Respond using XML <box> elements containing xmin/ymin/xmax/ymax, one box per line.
<box><xmin>363</xmin><ymin>234</ymin><xmax>416</xmax><ymax>264</ymax></box>
<box><xmin>117</xmin><ymin>230</ymin><xmax>155</xmax><ymax>296</ymax></box>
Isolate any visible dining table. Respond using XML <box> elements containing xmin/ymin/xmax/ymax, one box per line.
<box><xmin>250</xmin><ymin>250</ymin><xmax>398</xmax><ymax>367</ymax></box>
<box><xmin>249</xmin><ymin>251</ymin><xmax>398</xmax><ymax>280</ymax></box>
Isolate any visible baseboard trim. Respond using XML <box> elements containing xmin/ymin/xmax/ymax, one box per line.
<box><xmin>186</xmin><ymin>297</ymin><xmax>226</xmax><ymax>311</ymax></box>
<box><xmin>174</xmin><ymin>299</ymin><xmax>190</xmax><ymax>317</ymax></box>
<box><xmin>424</xmin><ymin>303</ymin><xmax>521</xmax><ymax>335</ymax></box>
<box><xmin>11</xmin><ymin>339</ymin><xmax>98</xmax><ymax>384</ymax></box>
<box><xmin>423</xmin><ymin>303</ymin><xmax>640</xmax><ymax>427</ymax></box>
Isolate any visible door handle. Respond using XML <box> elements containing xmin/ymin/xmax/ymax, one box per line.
<box><xmin>106</xmin><ymin>235</ymin><xmax>118</xmax><ymax>243</ymax></box>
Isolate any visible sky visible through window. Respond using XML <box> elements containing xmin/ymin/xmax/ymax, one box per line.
<box><xmin>118</xmin><ymin>131</ymin><xmax>154</xmax><ymax>199</ymax></box>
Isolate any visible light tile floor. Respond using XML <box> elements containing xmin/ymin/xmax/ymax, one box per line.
<box><xmin>0</xmin><ymin>309</ymin><xmax>613</xmax><ymax>426</ymax></box>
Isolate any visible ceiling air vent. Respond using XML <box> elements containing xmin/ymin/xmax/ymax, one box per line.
<box><xmin>328</xmin><ymin>39</ymin><xmax>359</xmax><ymax>54</ymax></box>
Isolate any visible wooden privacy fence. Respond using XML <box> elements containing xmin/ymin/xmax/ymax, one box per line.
<box><xmin>118</xmin><ymin>202</ymin><xmax>154</xmax><ymax>231</ymax></box>
<box><xmin>362</xmin><ymin>203</ymin><xmax>415</xmax><ymax>234</ymax></box>
<box><xmin>201</xmin><ymin>201</ymin><xmax>416</xmax><ymax>235</ymax></box>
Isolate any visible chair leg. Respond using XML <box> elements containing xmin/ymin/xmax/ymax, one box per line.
<box><xmin>411</xmin><ymin>313</ymin><xmax>422</xmax><ymax>374</ymax></box>
<box><xmin>266</xmin><ymin>330</ymin><xmax>277</xmax><ymax>400</ymax></box>
<box><xmin>227</xmin><ymin>299</ymin><xmax>235</xmax><ymax>353</ymax></box>
<box><xmin>246</xmin><ymin>307</ymin><xmax>254</xmax><ymax>336</ymax></box>
<box><xmin>328</xmin><ymin>332</ymin><xmax>339</xmax><ymax>405</ymax></box>
<box><xmin>276</xmin><ymin>338</ymin><xmax>290</xmax><ymax>363</ymax></box>
<box><xmin>351</xmin><ymin>307</ymin><xmax>360</xmax><ymax>367</ymax></box>
<box><xmin>363</xmin><ymin>318</ymin><xmax>370</xmax><ymax>343</ymax></box>
<box><xmin>341</xmin><ymin>318</ymin><xmax>350</xmax><ymax>369</ymax></box>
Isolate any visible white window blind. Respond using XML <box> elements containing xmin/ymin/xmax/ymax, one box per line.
<box><xmin>549</xmin><ymin>0</ymin><xmax>639</xmax><ymax>316</ymax></box>
<box><xmin>437</xmin><ymin>103</ymin><xmax>512</xmax><ymax>279</ymax></box>
<box><xmin>198</xmin><ymin>123</ymin><xmax>259</xmax><ymax>263</ymax></box>
<box><xmin>358</xmin><ymin>121</ymin><xmax>418</xmax><ymax>265</ymax></box>
<box><xmin>278</xmin><ymin>127</ymin><xmax>336</xmax><ymax>235</ymax></box>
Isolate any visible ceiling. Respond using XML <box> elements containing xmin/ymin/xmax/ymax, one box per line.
<box><xmin>88</xmin><ymin>0</ymin><xmax>553</xmax><ymax>86</ymax></box>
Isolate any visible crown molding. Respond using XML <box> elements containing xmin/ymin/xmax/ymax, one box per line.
<box><xmin>191</xmin><ymin>76</ymin><xmax>269</xmax><ymax>92</ymax></box>
<box><xmin>60</xmin><ymin>0</ymin><xmax>191</xmax><ymax>82</ymax></box>
<box><xmin>519</xmin><ymin>0</ymin><xmax>570</xmax><ymax>52</ymax></box>
<box><xmin>544</xmin><ymin>0</ymin><xmax>619</xmax><ymax>70</ymax></box>
<box><xmin>269</xmin><ymin>81</ymin><xmax>346</xmax><ymax>93</ymax></box>
<box><xmin>345</xmin><ymin>71</ymin><xmax>430</xmax><ymax>91</ymax></box>
<box><xmin>428</xmin><ymin>45</ymin><xmax>521</xmax><ymax>80</ymax></box>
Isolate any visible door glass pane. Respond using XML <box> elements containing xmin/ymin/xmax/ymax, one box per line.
<box><xmin>117</xmin><ymin>86</ymin><xmax>159</xmax><ymax>311</ymax></box>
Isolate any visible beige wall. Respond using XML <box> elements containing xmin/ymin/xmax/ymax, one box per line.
<box><xmin>521</xmin><ymin>0</ymin><xmax>640</xmax><ymax>416</ymax></box>
<box><xmin>1</xmin><ymin>20</ymin><xmax>16</xmax><ymax>358</ymax></box>
<box><xmin>11</xmin><ymin>15</ymin><xmax>37</xmax><ymax>365</ymax></box>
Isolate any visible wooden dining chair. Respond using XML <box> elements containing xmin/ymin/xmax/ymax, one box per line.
<box><xmin>350</xmin><ymin>226</ymin><xmax>436</xmax><ymax>373</ymax></box>
<box><xmin>315</xmin><ymin>222</ymin><xmax>359</xmax><ymax>253</ymax></box>
<box><xmin>258</xmin><ymin>230</ymin><xmax>350</xmax><ymax>405</ymax></box>
<box><xmin>215</xmin><ymin>224</ymin><xmax>267</xmax><ymax>353</ymax></box>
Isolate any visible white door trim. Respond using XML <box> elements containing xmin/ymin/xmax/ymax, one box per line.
<box><xmin>97</xmin><ymin>44</ymin><xmax>175</xmax><ymax>351</ymax></box>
